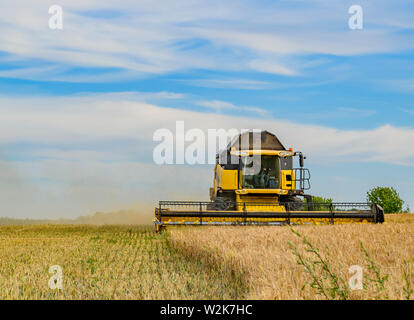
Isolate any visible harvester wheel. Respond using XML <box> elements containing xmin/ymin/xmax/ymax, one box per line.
<box><xmin>213</xmin><ymin>197</ymin><xmax>232</xmax><ymax>210</ymax></box>
<box><xmin>283</xmin><ymin>196</ymin><xmax>304</xmax><ymax>211</ymax></box>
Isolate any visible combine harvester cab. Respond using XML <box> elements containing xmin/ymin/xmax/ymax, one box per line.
<box><xmin>154</xmin><ymin>131</ymin><xmax>384</xmax><ymax>231</ymax></box>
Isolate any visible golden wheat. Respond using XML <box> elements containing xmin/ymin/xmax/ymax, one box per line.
<box><xmin>169</xmin><ymin>214</ymin><xmax>414</xmax><ymax>300</ymax></box>
<box><xmin>0</xmin><ymin>225</ymin><xmax>243</xmax><ymax>299</ymax></box>
<box><xmin>1</xmin><ymin>214</ymin><xmax>412</xmax><ymax>300</ymax></box>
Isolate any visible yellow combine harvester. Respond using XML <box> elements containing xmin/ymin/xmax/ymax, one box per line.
<box><xmin>154</xmin><ymin>131</ymin><xmax>384</xmax><ymax>231</ymax></box>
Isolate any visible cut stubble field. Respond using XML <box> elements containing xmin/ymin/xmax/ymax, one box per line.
<box><xmin>0</xmin><ymin>225</ymin><xmax>244</xmax><ymax>299</ymax></box>
<box><xmin>0</xmin><ymin>214</ymin><xmax>412</xmax><ymax>299</ymax></box>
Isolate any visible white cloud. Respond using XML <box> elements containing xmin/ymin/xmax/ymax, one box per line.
<box><xmin>0</xmin><ymin>93</ymin><xmax>413</xmax><ymax>165</ymax></box>
<box><xmin>1</xmin><ymin>93</ymin><xmax>414</xmax><ymax>218</ymax></box>
<box><xmin>197</xmin><ymin>100</ymin><xmax>269</xmax><ymax>116</ymax></box>
<box><xmin>0</xmin><ymin>0</ymin><xmax>413</xmax><ymax>81</ymax></box>
<box><xmin>383</xmin><ymin>79</ymin><xmax>414</xmax><ymax>93</ymax></box>
<box><xmin>248</xmin><ymin>60</ymin><xmax>297</xmax><ymax>76</ymax></box>
<box><xmin>298</xmin><ymin>107</ymin><xmax>377</xmax><ymax>121</ymax></box>
<box><xmin>337</xmin><ymin>107</ymin><xmax>376</xmax><ymax>117</ymax></box>
<box><xmin>181</xmin><ymin>78</ymin><xmax>273</xmax><ymax>90</ymax></box>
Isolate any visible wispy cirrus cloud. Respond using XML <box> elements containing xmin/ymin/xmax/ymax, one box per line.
<box><xmin>0</xmin><ymin>93</ymin><xmax>413</xmax><ymax>166</ymax></box>
<box><xmin>0</xmin><ymin>0</ymin><xmax>413</xmax><ymax>82</ymax></box>
<box><xmin>180</xmin><ymin>78</ymin><xmax>273</xmax><ymax>90</ymax></box>
<box><xmin>382</xmin><ymin>79</ymin><xmax>414</xmax><ymax>93</ymax></box>
<box><xmin>298</xmin><ymin>107</ymin><xmax>377</xmax><ymax>121</ymax></box>
<box><xmin>197</xmin><ymin>100</ymin><xmax>269</xmax><ymax>116</ymax></box>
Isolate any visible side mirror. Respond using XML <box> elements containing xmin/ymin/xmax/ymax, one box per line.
<box><xmin>299</xmin><ymin>153</ymin><xmax>304</xmax><ymax>167</ymax></box>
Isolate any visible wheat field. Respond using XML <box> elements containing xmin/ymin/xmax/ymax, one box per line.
<box><xmin>0</xmin><ymin>225</ymin><xmax>244</xmax><ymax>299</ymax></box>
<box><xmin>0</xmin><ymin>214</ymin><xmax>412</xmax><ymax>299</ymax></box>
<box><xmin>170</xmin><ymin>214</ymin><xmax>414</xmax><ymax>299</ymax></box>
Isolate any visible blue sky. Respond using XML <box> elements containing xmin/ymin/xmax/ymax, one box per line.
<box><xmin>0</xmin><ymin>0</ymin><xmax>413</xmax><ymax>219</ymax></box>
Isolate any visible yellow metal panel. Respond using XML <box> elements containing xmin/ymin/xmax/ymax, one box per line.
<box><xmin>221</xmin><ymin>169</ymin><xmax>238</xmax><ymax>190</ymax></box>
<box><xmin>236</xmin><ymin>194</ymin><xmax>284</xmax><ymax>212</ymax></box>
<box><xmin>281</xmin><ymin>170</ymin><xmax>296</xmax><ymax>190</ymax></box>
<box><xmin>236</xmin><ymin>189</ymin><xmax>288</xmax><ymax>195</ymax></box>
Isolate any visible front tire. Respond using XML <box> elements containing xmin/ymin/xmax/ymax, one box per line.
<box><xmin>282</xmin><ymin>196</ymin><xmax>304</xmax><ymax>211</ymax></box>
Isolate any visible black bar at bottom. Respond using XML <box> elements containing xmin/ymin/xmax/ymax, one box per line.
<box><xmin>8</xmin><ymin>300</ymin><xmax>408</xmax><ymax>319</ymax></box>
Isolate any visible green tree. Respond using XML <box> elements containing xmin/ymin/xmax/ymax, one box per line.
<box><xmin>366</xmin><ymin>187</ymin><xmax>404</xmax><ymax>214</ymax></box>
<box><xmin>312</xmin><ymin>196</ymin><xmax>333</xmax><ymax>204</ymax></box>
<box><xmin>303</xmin><ymin>196</ymin><xmax>333</xmax><ymax>211</ymax></box>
